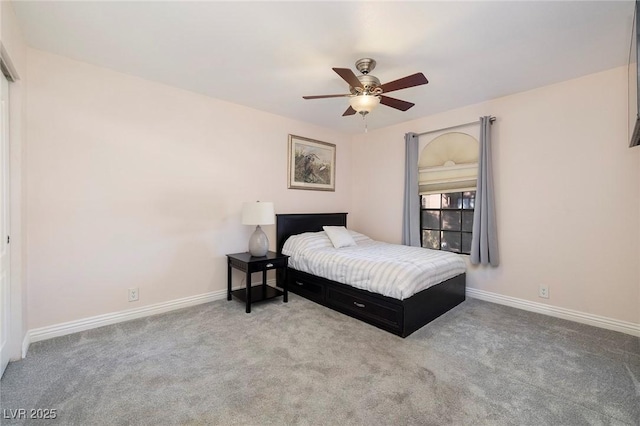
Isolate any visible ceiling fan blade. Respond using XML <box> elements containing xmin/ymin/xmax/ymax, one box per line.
<box><xmin>379</xmin><ymin>95</ymin><xmax>415</xmax><ymax>111</ymax></box>
<box><xmin>333</xmin><ymin>68</ymin><xmax>363</xmax><ymax>89</ymax></box>
<box><xmin>303</xmin><ymin>94</ymin><xmax>351</xmax><ymax>100</ymax></box>
<box><xmin>342</xmin><ymin>106</ymin><xmax>357</xmax><ymax>116</ymax></box>
<box><xmin>379</xmin><ymin>73</ymin><xmax>428</xmax><ymax>94</ymax></box>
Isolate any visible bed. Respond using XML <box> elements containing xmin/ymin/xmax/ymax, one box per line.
<box><xmin>276</xmin><ymin>213</ymin><xmax>466</xmax><ymax>338</ymax></box>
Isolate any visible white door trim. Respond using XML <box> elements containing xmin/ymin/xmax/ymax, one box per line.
<box><xmin>0</xmin><ymin>71</ymin><xmax>10</xmax><ymax>376</ymax></box>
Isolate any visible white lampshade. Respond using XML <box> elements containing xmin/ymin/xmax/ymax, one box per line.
<box><xmin>242</xmin><ymin>201</ymin><xmax>275</xmax><ymax>225</ymax></box>
<box><xmin>349</xmin><ymin>94</ymin><xmax>380</xmax><ymax>113</ymax></box>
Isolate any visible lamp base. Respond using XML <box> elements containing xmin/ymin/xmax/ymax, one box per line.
<box><xmin>248</xmin><ymin>225</ymin><xmax>269</xmax><ymax>257</ymax></box>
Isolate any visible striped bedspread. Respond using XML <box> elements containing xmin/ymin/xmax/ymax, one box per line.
<box><xmin>282</xmin><ymin>231</ymin><xmax>466</xmax><ymax>300</ymax></box>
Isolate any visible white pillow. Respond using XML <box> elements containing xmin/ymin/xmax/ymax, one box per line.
<box><xmin>323</xmin><ymin>226</ymin><xmax>357</xmax><ymax>248</ymax></box>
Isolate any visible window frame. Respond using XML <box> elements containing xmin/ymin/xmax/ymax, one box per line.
<box><xmin>420</xmin><ymin>191</ymin><xmax>475</xmax><ymax>255</ymax></box>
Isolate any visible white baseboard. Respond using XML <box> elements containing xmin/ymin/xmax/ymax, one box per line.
<box><xmin>25</xmin><ymin>284</ymin><xmax>636</xmax><ymax>358</ymax></box>
<box><xmin>21</xmin><ymin>332</ymin><xmax>30</xmax><ymax>358</ymax></box>
<box><xmin>24</xmin><ymin>280</ymin><xmax>278</xmax><ymax>356</ymax></box>
<box><xmin>466</xmin><ymin>288</ymin><xmax>640</xmax><ymax>337</ymax></box>
<box><xmin>26</xmin><ymin>289</ymin><xmax>229</xmax><ymax>352</ymax></box>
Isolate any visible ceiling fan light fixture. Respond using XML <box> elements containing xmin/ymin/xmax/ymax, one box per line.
<box><xmin>349</xmin><ymin>94</ymin><xmax>380</xmax><ymax>115</ymax></box>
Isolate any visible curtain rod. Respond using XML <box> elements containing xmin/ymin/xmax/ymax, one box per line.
<box><xmin>416</xmin><ymin>116</ymin><xmax>496</xmax><ymax>137</ymax></box>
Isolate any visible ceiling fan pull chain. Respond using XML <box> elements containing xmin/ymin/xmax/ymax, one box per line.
<box><xmin>363</xmin><ymin>113</ymin><xmax>368</xmax><ymax>133</ymax></box>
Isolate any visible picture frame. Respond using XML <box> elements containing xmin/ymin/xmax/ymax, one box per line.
<box><xmin>287</xmin><ymin>134</ymin><xmax>336</xmax><ymax>191</ymax></box>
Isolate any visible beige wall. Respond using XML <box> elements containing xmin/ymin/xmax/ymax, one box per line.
<box><xmin>23</xmin><ymin>48</ymin><xmax>640</xmax><ymax>330</ymax></box>
<box><xmin>351</xmin><ymin>66</ymin><xmax>640</xmax><ymax>325</ymax></box>
<box><xmin>26</xmin><ymin>49</ymin><xmax>352</xmax><ymax>329</ymax></box>
<box><xmin>1</xmin><ymin>0</ymin><xmax>28</xmax><ymax>359</ymax></box>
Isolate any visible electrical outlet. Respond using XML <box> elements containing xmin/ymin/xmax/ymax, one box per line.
<box><xmin>539</xmin><ymin>285</ymin><xmax>549</xmax><ymax>299</ymax></box>
<box><xmin>128</xmin><ymin>287</ymin><xmax>139</xmax><ymax>302</ymax></box>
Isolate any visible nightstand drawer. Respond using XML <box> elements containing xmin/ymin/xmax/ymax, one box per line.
<box><xmin>248</xmin><ymin>256</ymin><xmax>288</xmax><ymax>272</ymax></box>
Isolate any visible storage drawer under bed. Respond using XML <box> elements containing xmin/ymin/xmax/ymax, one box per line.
<box><xmin>285</xmin><ymin>267</ymin><xmax>406</xmax><ymax>335</ymax></box>
<box><xmin>325</xmin><ymin>286</ymin><xmax>403</xmax><ymax>332</ymax></box>
<box><xmin>287</xmin><ymin>271</ymin><xmax>325</xmax><ymax>304</ymax></box>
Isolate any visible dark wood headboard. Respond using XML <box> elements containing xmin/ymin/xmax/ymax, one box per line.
<box><xmin>276</xmin><ymin>213</ymin><xmax>348</xmax><ymax>254</ymax></box>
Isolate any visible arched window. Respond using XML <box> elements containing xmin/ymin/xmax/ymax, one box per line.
<box><xmin>418</xmin><ymin>132</ymin><xmax>478</xmax><ymax>254</ymax></box>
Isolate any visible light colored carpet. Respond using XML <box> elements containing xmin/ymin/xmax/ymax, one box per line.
<box><xmin>1</xmin><ymin>295</ymin><xmax>638</xmax><ymax>425</ymax></box>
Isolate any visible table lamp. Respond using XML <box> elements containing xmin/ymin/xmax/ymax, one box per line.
<box><xmin>242</xmin><ymin>201</ymin><xmax>275</xmax><ymax>257</ymax></box>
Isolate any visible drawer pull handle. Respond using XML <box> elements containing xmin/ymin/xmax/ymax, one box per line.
<box><xmin>353</xmin><ymin>302</ymin><xmax>366</xmax><ymax>308</ymax></box>
<box><xmin>296</xmin><ymin>281</ymin><xmax>304</xmax><ymax>286</ymax></box>
<box><xmin>266</xmin><ymin>263</ymin><xmax>273</xmax><ymax>267</ymax></box>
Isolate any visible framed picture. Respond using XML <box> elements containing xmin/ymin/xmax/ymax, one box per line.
<box><xmin>287</xmin><ymin>134</ymin><xmax>336</xmax><ymax>191</ymax></box>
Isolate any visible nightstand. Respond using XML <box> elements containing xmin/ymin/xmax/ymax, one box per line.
<box><xmin>226</xmin><ymin>251</ymin><xmax>289</xmax><ymax>313</ymax></box>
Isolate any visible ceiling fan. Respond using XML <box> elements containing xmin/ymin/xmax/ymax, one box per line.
<box><xmin>303</xmin><ymin>58</ymin><xmax>429</xmax><ymax>117</ymax></box>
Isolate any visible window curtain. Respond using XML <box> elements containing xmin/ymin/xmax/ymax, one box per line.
<box><xmin>471</xmin><ymin>116</ymin><xmax>499</xmax><ymax>266</ymax></box>
<box><xmin>402</xmin><ymin>132</ymin><xmax>420</xmax><ymax>246</ymax></box>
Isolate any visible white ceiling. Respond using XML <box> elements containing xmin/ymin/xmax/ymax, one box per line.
<box><xmin>12</xmin><ymin>1</ymin><xmax>635</xmax><ymax>134</ymax></box>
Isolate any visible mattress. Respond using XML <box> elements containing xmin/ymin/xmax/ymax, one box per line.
<box><xmin>282</xmin><ymin>230</ymin><xmax>466</xmax><ymax>300</ymax></box>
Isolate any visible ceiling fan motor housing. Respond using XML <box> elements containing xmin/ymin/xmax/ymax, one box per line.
<box><xmin>350</xmin><ymin>75</ymin><xmax>381</xmax><ymax>95</ymax></box>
